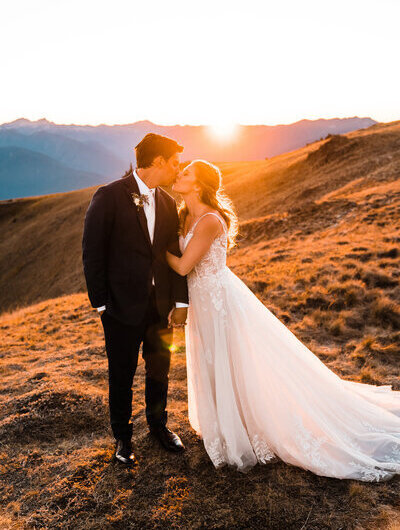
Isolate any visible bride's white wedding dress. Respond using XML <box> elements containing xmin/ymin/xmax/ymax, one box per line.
<box><xmin>179</xmin><ymin>212</ymin><xmax>400</xmax><ymax>481</ymax></box>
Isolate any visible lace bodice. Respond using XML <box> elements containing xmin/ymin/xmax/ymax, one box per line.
<box><xmin>179</xmin><ymin>212</ymin><xmax>228</xmax><ymax>287</ymax></box>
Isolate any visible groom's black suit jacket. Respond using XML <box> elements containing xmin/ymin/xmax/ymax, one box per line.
<box><xmin>82</xmin><ymin>169</ymin><xmax>188</xmax><ymax>326</ymax></box>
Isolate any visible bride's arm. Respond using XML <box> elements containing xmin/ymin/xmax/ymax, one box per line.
<box><xmin>166</xmin><ymin>216</ymin><xmax>222</xmax><ymax>276</ymax></box>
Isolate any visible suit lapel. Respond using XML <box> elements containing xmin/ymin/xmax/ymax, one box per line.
<box><xmin>152</xmin><ymin>187</ymin><xmax>165</xmax><ymax>251</ymax></box>
<box><xmin>122</xmin><ymin>170</ymin><xmax>152</xmax><ymax>248</ymax></box>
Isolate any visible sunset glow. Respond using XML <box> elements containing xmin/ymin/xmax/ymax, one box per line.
<box><xmin>208</xmin><ymin>122</ymin><xmax>239</xmax><ymax>142</ymax></box>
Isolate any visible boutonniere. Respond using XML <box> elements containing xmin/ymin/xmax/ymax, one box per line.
<box><xmin>131</xmin><ymin>192</ymin><xmax>149</xmax><ymax>210</ymax></box>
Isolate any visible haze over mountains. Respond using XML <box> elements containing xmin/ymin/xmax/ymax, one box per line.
<box><xmin>0</xmin><ymin>116</ymin><xmax>376</xmax><ymax>199</ymax></box>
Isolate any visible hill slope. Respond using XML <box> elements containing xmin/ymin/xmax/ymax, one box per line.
<box><xmin>0</xmin><ymin>295</ymin><xmax>398</xmax><ymax>529</ymax></box>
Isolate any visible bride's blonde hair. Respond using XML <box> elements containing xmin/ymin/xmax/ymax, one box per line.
<box><xmin>178</xmin><ymin>159</ymin><xmax>238</xmax><ymax>249</ymax></box>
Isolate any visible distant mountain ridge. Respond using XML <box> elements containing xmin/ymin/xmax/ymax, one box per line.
<box><xmin>0</xmin><ymin>146</ymin><xmax>104</xmax><ymax>199</ymax></box>
<box><xmin>0</xmin><ymin>116</ymin><xmax>377</xmax><ymax>199</ymax></box>
<box><xmin>0</xmin><ymin>129</ymin><xmax>126</xmax><ymax>176</ymax></box>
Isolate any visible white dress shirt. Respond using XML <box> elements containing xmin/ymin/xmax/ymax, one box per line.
<box><xmin>133</xmin><ymin>168</ymin><xmax>156</xmax><ymax>245</ymax></box>
<box><xmin>96</xmin><ymin>169</ymin><xmax>188</xmax><ymax>311</ymax></box>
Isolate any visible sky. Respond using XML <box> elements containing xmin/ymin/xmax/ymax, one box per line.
<box><xmin>1</xmin><ymin>0</ymin><xmax>399</xmax><ymax>127</ymax></box>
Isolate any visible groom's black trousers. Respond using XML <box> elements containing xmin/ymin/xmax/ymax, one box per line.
<box><xmin>100</xmin><ymin>286</ymin><xmax>172</xmax><ymax>441</ymax></box>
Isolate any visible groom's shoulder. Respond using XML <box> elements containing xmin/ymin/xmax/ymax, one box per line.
<box><xmin>92</xmin><ymin>174</ymin><xmax>130</xmax><ymax>196</ymax></box>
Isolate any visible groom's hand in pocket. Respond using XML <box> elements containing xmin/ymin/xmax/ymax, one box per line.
<box><xmin>168</xmin><ymin>307</ymin><xmax>187</xmax><ymax>328</ymax></box>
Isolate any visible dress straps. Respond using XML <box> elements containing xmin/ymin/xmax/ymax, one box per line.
<box><xmin>191</xmin><ymin>212</ymin><xmax>227</xmax><ymax>235</ymax></box>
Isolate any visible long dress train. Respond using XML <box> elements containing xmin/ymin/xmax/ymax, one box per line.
<box><xmin>180</xmin><ymin>212</ymin><xmax>400</xmax><ymax>481</ymax></box>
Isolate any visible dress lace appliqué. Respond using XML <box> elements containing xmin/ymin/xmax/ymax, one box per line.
<box><xmin>180</xmin><ymin>215</ymin><xmax>229</xmax><ymax>321</ymax></box>
<box><xmin>251</xmin><ymin>434</ymin><xmax>275</xmax><ymax>463</ymax></box>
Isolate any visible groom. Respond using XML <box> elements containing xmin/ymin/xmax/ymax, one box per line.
<box><xmin>82</xmin><ymin>133</ymin><xmax>188</xmax><ymax>466</ymax></box>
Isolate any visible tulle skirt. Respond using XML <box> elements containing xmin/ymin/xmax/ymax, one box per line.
<box><xmin>185</xmin><ymin>266</ymin><xmax>400</xmax><ymax>481</ymax></box>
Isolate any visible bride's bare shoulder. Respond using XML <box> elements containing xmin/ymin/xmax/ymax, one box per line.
<box><xmin>196</xmin><ymin>212</ymin><xmax>224</xmax><ymax>236</ymax></box>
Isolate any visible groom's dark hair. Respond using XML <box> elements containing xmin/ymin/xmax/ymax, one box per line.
<box><xmin>135</xmin><ymin>133</ymin><xmax>184</xmax><ymax>168</ymax></box>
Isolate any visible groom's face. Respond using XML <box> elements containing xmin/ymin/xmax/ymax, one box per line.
<box><xmin>156</xmin><ymin>152</ymin><xmax>181</xmax><ymax>186</ymax></box>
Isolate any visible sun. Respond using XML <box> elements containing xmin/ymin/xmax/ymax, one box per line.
<box><xmin>208</xmin><ymin>122</ymin><xmax>239</xmax><ymax>141</ymax></box>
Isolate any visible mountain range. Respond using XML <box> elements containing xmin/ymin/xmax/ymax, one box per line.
<box><xmin>0</xmin><ymin>116</ymin><xmax>376</xmax><ymax>199</ymax></box>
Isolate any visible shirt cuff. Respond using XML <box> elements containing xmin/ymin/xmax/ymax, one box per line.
<box><xmin>96</xmin><ymin>305</ymin><xmax>106</xmax><ymax>312</ymax></box>
<box><xmin>175</xmin><ymin>302</ymin><xmax>189</xmax><ymax>308</ymax></box>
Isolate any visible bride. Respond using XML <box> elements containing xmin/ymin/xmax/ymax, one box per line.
<box><xmin>166</xmin><ymin>159</ymin><xmax>400</xmax><ymax>482</ymax></box>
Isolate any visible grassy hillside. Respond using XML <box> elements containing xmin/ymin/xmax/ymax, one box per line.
<box><xmin>1</xmin><ymin>296</ymin><xmax>399</xmax><ymax>529</ymax></box>
<box><xmin>0</xmin><ymin>186</ymin><xmax>93</xmax><ymax>312</ymax></box>
<box><xmin>0</xmin><ymin>120</ymin><xmax>400</xmax><ymax>528</ymax></box>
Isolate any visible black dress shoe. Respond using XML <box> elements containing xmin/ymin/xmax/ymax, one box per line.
<box><xmin>115</xmin><ymin>439</ymin><xmax>138</xmax><ymax>466</ymax></box>
<box><xmin>150</xmin><ymin>426</ymin><xmax>185</xmax><ymax>452</ymax></box>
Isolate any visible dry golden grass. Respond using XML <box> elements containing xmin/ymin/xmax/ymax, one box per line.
<box><xmin>1</xmin><ymin>294</ymin><xmax>400</xmax><ymax>529</ymax></box>
<box><xmin>0</xmin><ymin>119</ymin><xmax>400</xmax><ymax>528</ymax></box>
